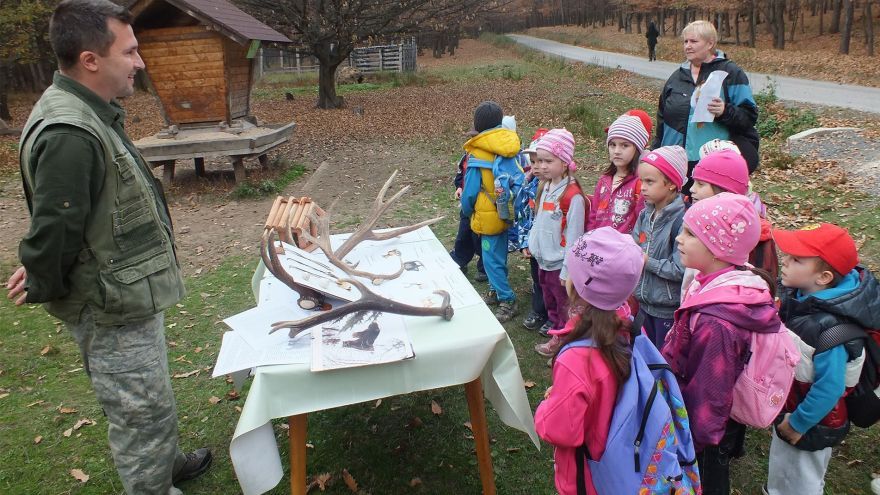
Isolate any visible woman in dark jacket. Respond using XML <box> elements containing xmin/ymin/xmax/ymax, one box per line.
<box><xmin>654</xmin><ymin>20</ymin><xmax>760</xmax><ymax>195</ymax></box>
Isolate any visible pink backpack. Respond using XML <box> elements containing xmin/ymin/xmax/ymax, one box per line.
<box><xmin>691</xmin><ymin>313</ymin><xmax>800</xmax><ymax>428</ymax></box>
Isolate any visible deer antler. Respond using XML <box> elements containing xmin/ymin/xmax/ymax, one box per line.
<box><xmin>269</xmin><ymin>277</ymin><xmax>454</xmax><ymax>338</ymax></box>
<box><xmin>299</xmin><ymin>210</ymin><xmax>405</xmax><ymax>284</ymax></box>
<box><xmin>333</xmin><ymin>170</ymin><xmax>444</xmax><ymax>259</ymax></box>
<box><xmin>260</xmin><ymin>229</ymin><xmax>325</xmax><ymax>310</ymax></box>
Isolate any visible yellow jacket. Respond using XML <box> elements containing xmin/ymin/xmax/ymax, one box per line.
<box><xmin>461</xmin><ymin>128</ymin><xmax>521</xmax><ymax>235</ymax></box>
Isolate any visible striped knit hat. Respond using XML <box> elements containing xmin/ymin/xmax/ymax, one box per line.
<box><xmin>640</xmin><ymin>145</ymin><xmax>688</xmax><ymax>189</ymax></box>
<box><xmin>535</xmin><ymin>128</ymin><xmax>576</xmax><ymax>169</ymax></box>
<box><xmin>606</xmin><ymin>114</ymin><xmax>649</xmax><ymax>154</ymax></box>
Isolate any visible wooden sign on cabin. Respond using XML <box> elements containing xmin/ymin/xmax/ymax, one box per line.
<box><xmin>129</xmin><ymin>0</ymin><xmax>291</xmax><ymax>126</ymax></box>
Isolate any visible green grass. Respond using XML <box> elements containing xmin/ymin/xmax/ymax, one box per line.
<box><xmin>231</xmin><ymin>160</ymin><xmax>306</xmax><ymax>199</ymax></box>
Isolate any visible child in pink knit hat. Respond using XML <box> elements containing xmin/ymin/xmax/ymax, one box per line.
<box><xmin>661</xmin><ymin>192</ymin><xmax>782</xmax><ymax>495</ymax></box>
<box><xmin>684</xmin><ymin>147</ymin><xmax>779</xmax><ymax>297</ymax></box>
<box><xmin>530</xmin><ymin>129</ymin><xmax>590</xmax><ymax>356</ymax></box>
<box><xmin>630</xmin><ymin>145</ymin><xmax>688</xmax><ymax>348</ymax></box>
<box><xmin>588</xmin><ymin>112</ymin><xmax>650</xmax><ymax>234</ymax></box>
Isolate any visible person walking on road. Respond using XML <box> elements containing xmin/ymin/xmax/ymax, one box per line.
<box><xmin>646</xmin><ymin>21</ymin><xmax>660</xmax><ymax>61</ymax></box>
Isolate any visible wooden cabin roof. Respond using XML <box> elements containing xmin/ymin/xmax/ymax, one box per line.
<box><xmin>129</xmin><ymin>0</ymin><xmax>292</xmax><ymax>45</ymax></box>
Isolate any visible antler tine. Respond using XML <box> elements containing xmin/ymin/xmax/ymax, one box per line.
<box><xmin>271</xmin><ymin>277</ymin><xmax>454</xmax><ymax>336</ymax></box>
<box><xmin>335</xmin><ymin>171</ymin><xmax>410</xmax><ymax>259</ymax></box>
<box><xmin>368</xmin><ymin>216</ymin><xmax>445</xmax><ymax>242</ymax></box>
<box><xmin>301</xmin><ymin>211</ymin><xmax>405</xmax><ymax>284</ymax></box>
<box><xmin>374</xmin><ymin>169</ymin><xmax>399</xmax><ymax>207</ymax></box>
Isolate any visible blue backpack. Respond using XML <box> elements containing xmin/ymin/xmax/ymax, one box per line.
<box><xmin>558</xmin><ymin>335</ymin><xmax>701</xmax><ymax>495</ymax></box>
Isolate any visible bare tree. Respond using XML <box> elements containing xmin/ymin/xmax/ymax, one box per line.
<box><xmin>839</xmin><ymin>0</ymin><xmax>854</xmax><ymax>54</ymax></box>
<box><xmin>238</xmin><ymin>0</ymin><xmax>506</xmax><ymax>109</ymax></box>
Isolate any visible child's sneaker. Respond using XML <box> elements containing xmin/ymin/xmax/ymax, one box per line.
<box><xmin>521</xmin><ymin>312</ymin><xmax>546</xmax><ymax>331</ymax></box>
<box><xmin>475</xmin><ymin>271</ymin><xmax>488</xmax><ymax>282</ymax></box>
<box><xmin>495</xmin><ymin>300</ymin><xmax>518</xmax><ymax>322</ymax></box>
<box><xmin>538</xmin><ymin>321</ymin><xmax>553</xmax><ymax>337</ymax></box>
<box><xmin>534</xmin><ymin>336</ymin><xmax>561</xmax><ymax>357</ymax></box>
<box><xmin>482</xmin><ymin>290</ymin><xmax>499</xmax><ymax>305</ymax></box>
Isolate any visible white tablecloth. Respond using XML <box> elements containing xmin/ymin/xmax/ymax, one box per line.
<box><xmin>226</xmin><ymin>228</ymin><xmax>539</xmax><ymax>495</ymax></box>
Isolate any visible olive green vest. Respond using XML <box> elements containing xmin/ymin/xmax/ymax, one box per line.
<box><xmin>19</xmin><ymin>84</ymin><xmax>185</xmax><ymax>325</ymax></box>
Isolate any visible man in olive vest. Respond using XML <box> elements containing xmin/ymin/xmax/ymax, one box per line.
<box><xmin>5</xmin><ymin>1</ymin><xmax>211</xmax><ymax>493</ymax></box>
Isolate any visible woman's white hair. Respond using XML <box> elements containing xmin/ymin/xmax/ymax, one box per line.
<box><xmin>682</xmin><ymin>20</ymin><xmax>718</xmax><ymax>45</ymax></box>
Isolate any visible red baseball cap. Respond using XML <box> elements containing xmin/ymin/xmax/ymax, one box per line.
<box><xmin>772</xmin><ymin>223</ymin><xmax>859</xmax><ymax>275</ymax></box>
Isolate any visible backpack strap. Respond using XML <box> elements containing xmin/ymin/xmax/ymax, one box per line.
<box><xmin>575</xmin><ymin>445</ymin><xmax>589</xmax><ymax>495</ymax></box>
<box><xmin>558</xmin><ymin>338</ymin><xmax>596</xmax><ymax>356</ymax></box>
<box><xmin>559</xmin><ymin>180</ymin><xmax>584</xmax><ymax>247</ymax></box>
<box><xmin>814</xmin><ymin>323</ymin><xmax>866</xmax><ymax>355</ymax></box>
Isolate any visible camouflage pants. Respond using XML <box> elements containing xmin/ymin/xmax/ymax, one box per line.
<box><xmin>68</xmin><ymin>309</ymin><xmax>187</xmax><ymax>495</ymax></box>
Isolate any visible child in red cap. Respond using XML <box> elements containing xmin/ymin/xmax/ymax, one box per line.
<box><xmin>766</xmin><ymin>223</ymin><xmax>880</xmax><ymax>495</ymax></box>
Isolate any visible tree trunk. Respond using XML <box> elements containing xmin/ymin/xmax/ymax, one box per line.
<box><xmin>637</xmin><ymin>13</ymin><xmax>643</xmax><ymax>33</ymax></box>
<box><xmin>750</xmin><ymin>1</ymin><xmax>758</xmax><ymax>47</ymax></box>
<box><xmin>735</xmin><ymin>10</ymin><xmax>741</xmax><ymax>44</ymax></box>
<box><xmin>830</xmin><ymin>0</ymin><xmax>842</xmax><ymax>33</ymax></box>
<box><xmin>839</xmin><ymin>0</ymin><xmax>854</xmax><ymax>54</ymax></box>
<box><xmin>314</xmin><ymin>42</ymin><xmax>348</xmax><ymax>110</ymax></box>
<box><xmin>864</xmin><ymin>0</ymin><xmax>875</xmax><ymax>56</ymax></box>
<box><xmin>790</xmin><ymin>0</ymin><xmax>799</xmax><ymax>42</ymax></box>
<box><xmin>819</xmin><ymin>0</ymin><xmax>824</xmax><ymax>35</ymax></box>
<box><xmin>0</xmin><ymin>65</ymin><xmax>10</xmax><ymax>122</ymax></box>
<box><xmin>659</xmin><ymin>8</ymin><xmax>666</xmax><ymax>35</ymax></box>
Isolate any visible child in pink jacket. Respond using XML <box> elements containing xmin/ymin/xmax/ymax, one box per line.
<box><xmin>534</xmin><ymin>227</ymin><xmax>645</xmax><ymax>495</ymax></box>
<box><xmin>661</xmin><ymin>193</ymin><xmax>781</xmax><ymax>494</ymax></box>
<box><xmin>587</xmin><ymin>112</ymin><xmax>649</xmax><ymax>234</ymax></box>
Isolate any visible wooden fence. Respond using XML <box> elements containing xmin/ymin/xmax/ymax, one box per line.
<box><xmin>258</xmin><ymin>41</ymin><xmax>417</xmax><ymax>77</ymax></box>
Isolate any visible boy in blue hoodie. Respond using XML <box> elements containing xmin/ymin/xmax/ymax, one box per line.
<box><xmin>766</xmin><ymin>223</ymin><xmax>880</xmax><ymax>495</ymax></box>
<box><xmin>460</xmin><ymin>101</ymin><xmax>524</xmax><ymax>322</ymax></box>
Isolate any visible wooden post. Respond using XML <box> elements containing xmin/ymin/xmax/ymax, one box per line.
<box><xmin>464</xmin><ymin>377</ymin><xmax>496</xmax><ymax>495</ymax></box>
<box><xmin>194</xmin><ymin>157</ymin><xmax>205</xmax><ymax>177</ymax></box>
<box><xmin>288</xmin><ymin>414</ymin><xmax>308</xmax><ymax>495</ymax></box>
<box><xmin>232</xmin><ymin>157</ymin><xmax>246</xmax><ymax>183</ymax></box>
<box><xmin>160</xmin><ymin>160</ymin><xmax>175</xmax><ymax>185</ymax></box>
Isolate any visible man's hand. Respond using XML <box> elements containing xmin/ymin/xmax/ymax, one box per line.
<box><xmin>544</xmin><ymin>386</ymin><xmax>553</xmax><ymax>399</ymax></box>
<box><xmin>6</xmin><ymin>266</ymin><xmax>27</xmax><ymax>306</ymax></box>
<box><xmin>521</xmin><ymin>248</ymin><xmax>531</xmax><ymax>259</ymax></box>
<box><xmin>708</xmin><ymin>97</ymin><xmax>726</xmax><ymax>117</ymax></box>
<box><xmin>776</xmin><ymin>414</ymin><xmax>803</xmax><ymax>445</ymax></box>
<box><xmin>454</xmin><ymin>187</ymin><xmax>462</xmax><ymax>200</ymax></box>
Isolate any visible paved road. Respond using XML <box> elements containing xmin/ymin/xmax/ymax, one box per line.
<box><xmin>508</xmin><ymin>34</ymin><xmax>880</xmax><ymax>114</ymax></box>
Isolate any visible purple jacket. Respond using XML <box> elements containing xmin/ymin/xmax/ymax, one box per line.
<box><xmin>661</xmin><ymin>269</ymin><xmax>781</xmax><ymax>452</ymax></box>
<box><xmin>587</xmin><ymin>173</ymin><xmax>644</xmax><ymax>234</ymax></box>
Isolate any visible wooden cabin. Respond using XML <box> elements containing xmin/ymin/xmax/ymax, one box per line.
<box><xmin>129</xmin><ymin>0</ymin><xmax>290</xmax><ymax>127</ymax></box>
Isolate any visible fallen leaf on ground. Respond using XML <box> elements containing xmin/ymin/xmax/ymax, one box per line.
<box><xmin>308</xmin><ymin>472</ymin><xmax>331</xmax><ymax>491</ymax></box>
<box><xmin>194</xmin><ymin>346</ymin><xmax>203</xmax><ymax>353</ymax></box>
<box><xmin>430</xmin><ymin>400</ymin><xmax>442</xmax><ymax>415</ymax></box>
<box><xmin>73</xmin><ymin>418</ymin><xmax>94</xmax><ymax>430</ymax></box>
<box><xmin>463</xmin><ymin>421</ymin><xmax>473</xmax><ymax>431</ymax></box>
<box><xmin>33</xmin><ymin>435</ymin><xmax>43</xmax><ymax>444</ymax></box>
<box><xmin>63</xmin><ymin>428</ymin><xmax>73</xmax><ymax>437</ymax></box>
<box><xmin>70</xmin><ymin>469</ymin><xmax>89</xmax><ymax>483</ymax></box>
<box><xmin>342</xmin><ymin>469</ymin><xmax>358</xmax><ymax>492</ymax></box>
<box><xmin>507</xmin><ymin>447</ymin><xmax>521</xmax><ymax>453</ymax></box>
<box><xmin>407</xmin><ymin>416</ymin><xmax>423</xmax><ymax>429</ymax></box>
<box><xmin>208</xmin><ymin>396</ymin><xmax>221</xmax><ymax>405</ymax></box>
<box><xmin>58</xmin><ymin>406</ymin><xmax>77</xmax><ymax>414</ymax></box>
<box><xmin>226</xmin><ymin>390</ymin><xmax>240</xmax><ymax>400</ymax></box>
<box><xmin>26</xmin><ymin>400</ymin><xmax>44</xmax><ymax>407</ymax></box>
<box><xmin>374</xmin><ymin>399</ymin><xmax>382</xmax><ymax>408</ymax></box>
<box><xmin>523</xmin><ymin>380</ymin><xmax>536</xmax><ymax>389</ymax></box>
<box><xmin>40</xmin><ymin>345</ymin><xmax>53</xmax><ymax>356</ymax></box>
<box><xmin>172</xmin><ymin>369</ymin><xmax>200</xmax><ymax>379</ymax></box>
<box><xmin>0</xmin><ymin>393</ymin><xmax>9</xmax><ymax>399</ymax></box>
<box><xmin>410</xmin><ymin>477</ymin><xmax>422</xmax><ymax>487</ymax></box>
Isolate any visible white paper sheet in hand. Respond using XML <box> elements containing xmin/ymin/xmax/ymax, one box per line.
<box><xmin>311</xmin><ymin>312</ymin><xmax>414</xmax><ymax>372</ymax></box>
<box><xmin>691</xmin><ymin>70</ymin><xmax>728</xmax><ymax>123</ymax></box>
